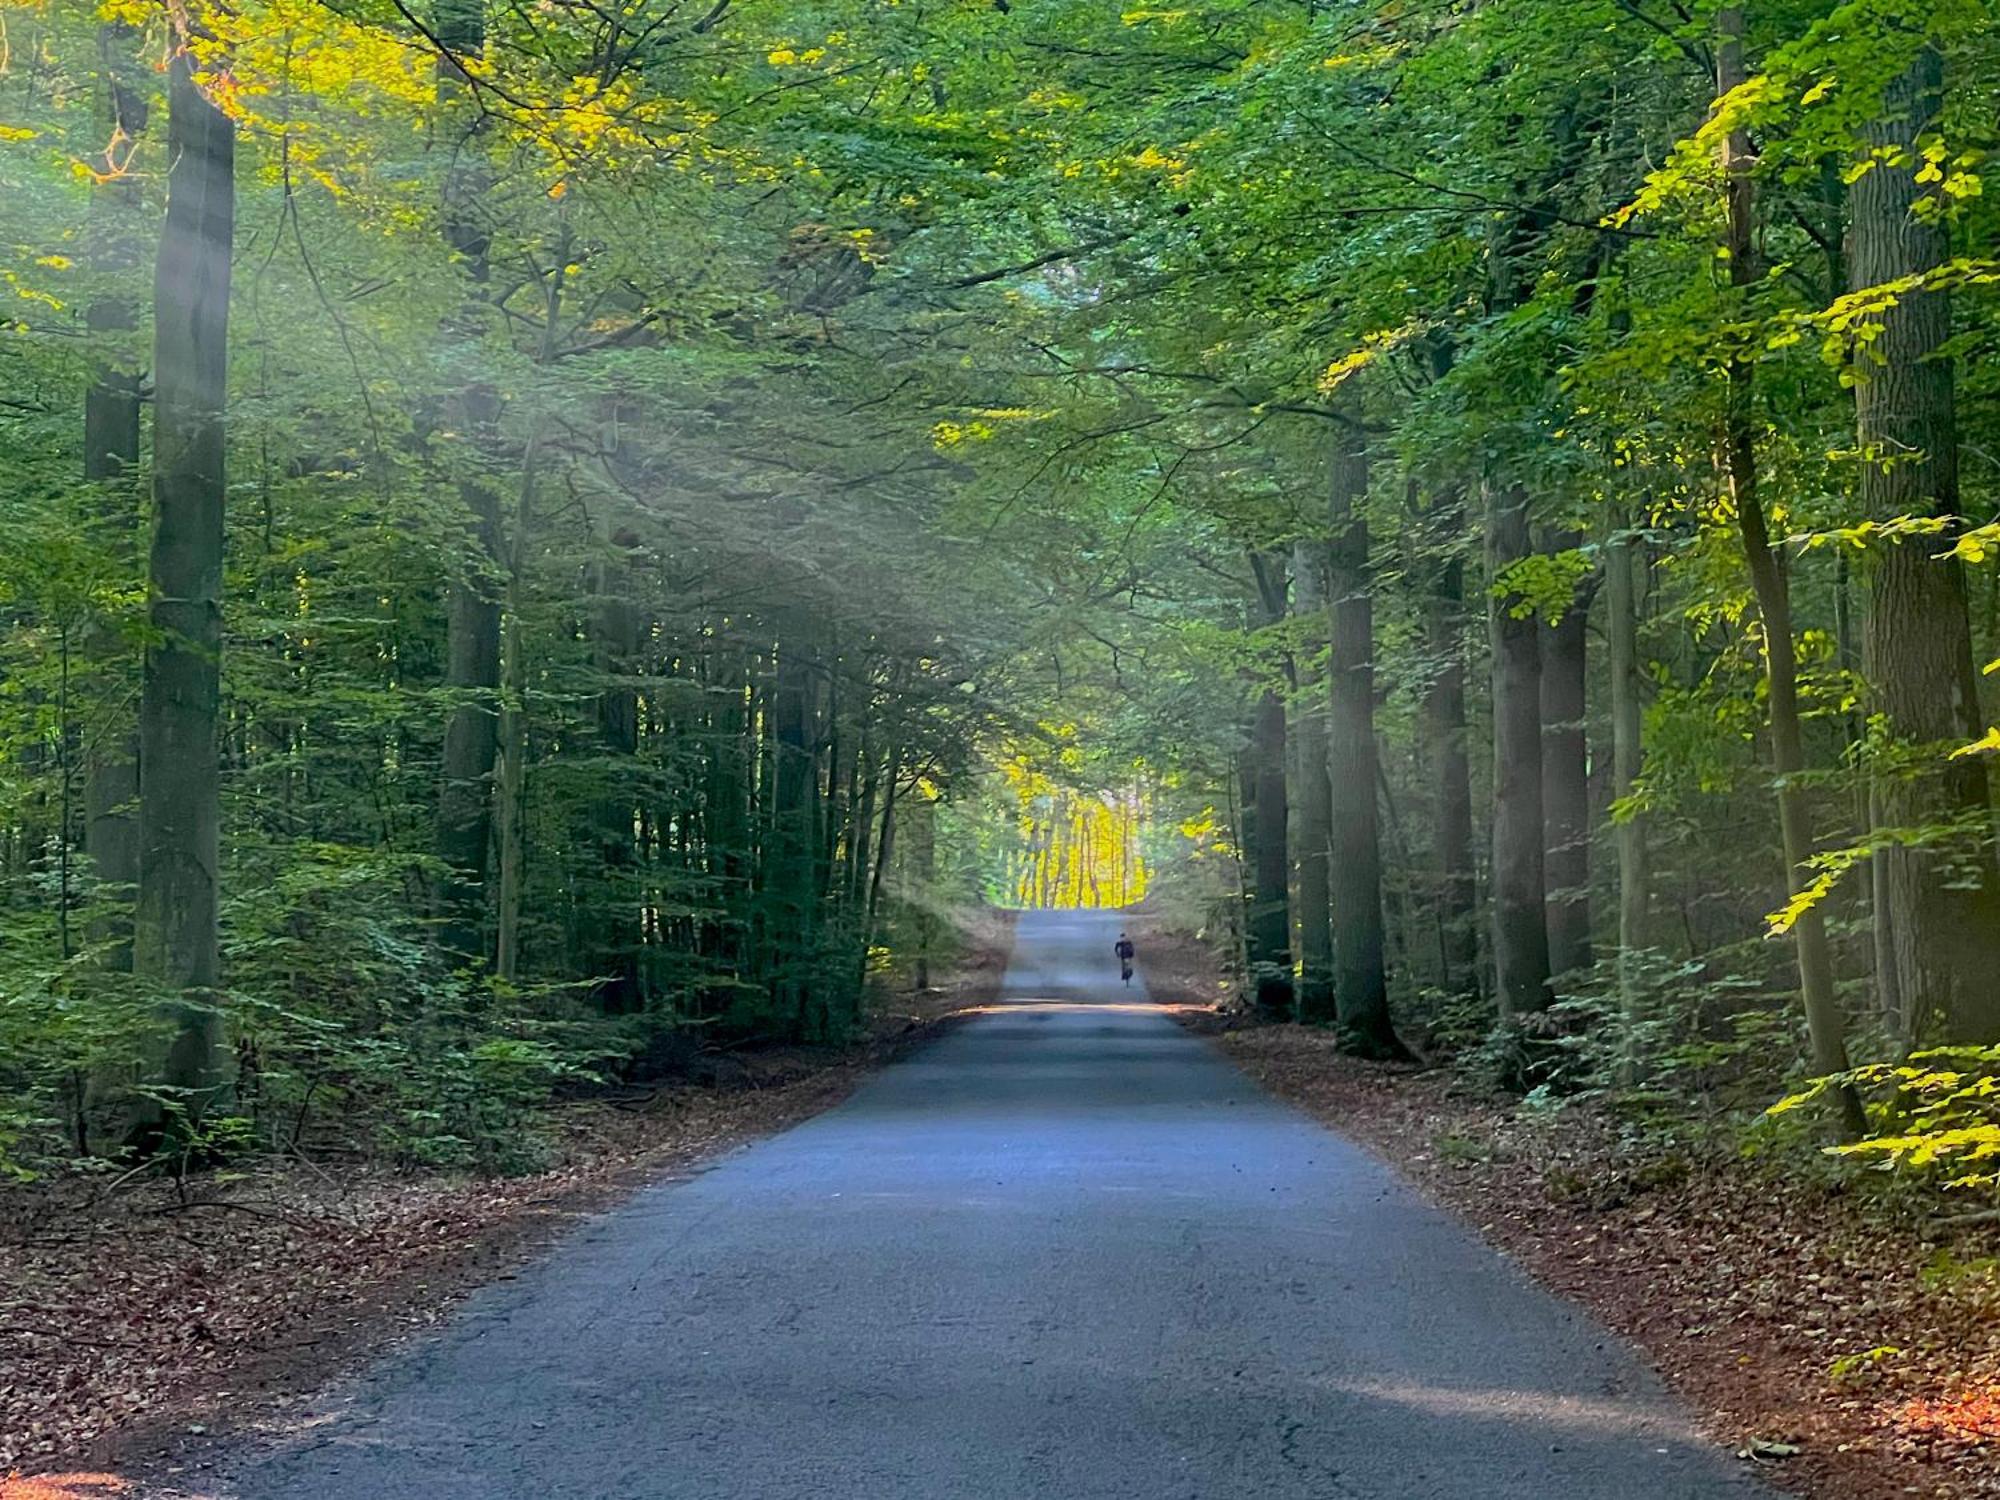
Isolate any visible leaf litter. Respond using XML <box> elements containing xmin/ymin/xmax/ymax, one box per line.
<box><xmin>1209</xmin><ymin>1022</ymin><xmax>2000</xmax><ymax>1500</ymax></box>
<box><xmin>2</xmin><ymin>920</ymin><xmax>1011</xmax><ymax>1490</ymax></box>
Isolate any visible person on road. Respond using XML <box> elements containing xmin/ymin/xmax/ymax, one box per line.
<box><xmin>1114</xmin><ymin>932</ymin><xmax>1136</xmax><ymax>986</ymax></box>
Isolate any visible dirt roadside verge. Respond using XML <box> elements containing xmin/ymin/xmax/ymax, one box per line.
<box><xmin>1</xmin><ymin>910</ymin><xmax>1015</xmax><ymax>1495</ymax></box>
<box><xmin>1121</xmin><ymin>908</ymin><xmax>1234</xmax><ymax>1008</ymax></box>
<box><xmin>1200</xmin><ymin>1019</ymin><xmax>2000</xmax><ymax>1500</ymax></box>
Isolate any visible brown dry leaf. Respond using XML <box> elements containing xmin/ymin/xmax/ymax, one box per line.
<box><xmin>1</xmin><ymin>921</ymin><xmax>1015</xmax><ymax>1483</ymax></box>
<box><xmin>1207</xmin><ymin>1022</ymin><xmax>2000</xmax><ymax>1500</ymax></box>
<box><xmin>1</xmin><ymin>1475</ymin><xmax>129</xmax><ymax>1499</ymax></box>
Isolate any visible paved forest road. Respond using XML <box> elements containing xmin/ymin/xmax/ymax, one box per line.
<box><xmin>226</xmin><ymin>911</ymin><xmax>1767</xmax><ymax>1499</ymax></box>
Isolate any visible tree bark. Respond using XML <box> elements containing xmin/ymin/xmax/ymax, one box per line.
<box><xmin>866</xmin><ymin>752</ymin><xmax>901</xmax><ymax>945</ymax></box>
<box><xmin>1244</xmin><ymin>552</ymin><xmax>1293</xmax><ymax>1016</ymax></box>
<box><xmin>907</xmin><ymin>794</ymin><xmax>938</xmax><ymax>992</ymax></box>
<box><xmin>848</xmin><ymin>722</ymin><xmax>879</xmax><ymax>916</ymax></box>
<box><xmin>589</xmin><ymin>549</ymin><xmax>641</xmax><ymax>1012</ymax></box>
<box><xmin>82</xmin><ymin>24</ymin><xmax>147</xmax><ymax>971</ymax></box>
<box><xmin>1326</xmin><ymin>432</ymin><xmax>1401</xmax><ymax>1056</ymax></box>
<box><xmin>770</xmin><ymin>624</ymin><xmax>820</xmax><ymax>1037</ymax></box>
<box><xmin>432</xmin><ymin>0</ymin><xmax>501</xmax><ymax>968</ymax></box>
<box><xmin>1849</xmin><ymin>42</ymin><xmax>2000</xmax><ymax>1043</ymax></box>
<box><xmin>133</xmin><ymin>48</ymin><xmax>234</xmax><ymax>1137</ymax></box>
<box><xmin>492</xmin><ymin>579</ymin><xmax>528</xmax><ymax>983</ymax></box>
<box><xmin>437</xmin><ymin>481</ymin><xmax>500</xmax><ymax>965</ymax></box>
<box><xmin>700</xmin><ymin>642</ymin><xmax>751</xmax><ymax>992</ymax></box>
<box><xmin>1719</xmin><ymin>8</ymin><xmax>1864</xmax><ymax>1133</ymax></box>
<box><xmin>490</xmin><ymin>255</ymin><xmax>563</xmax><ymax>985</ymax></box>
<box><xmin>1539</xmin><ymin>531</ymin><xmax>1592</xmax><ymax>979</ymax></box>
<box><xmin>1291</xmin><ymin>540</ymin><xmax>1335</xmax><ymax>1022</ymax></box>
<box><xmin>1604</xmin><ymin>513</ymin><xmax>1650</xmax><ymax>1048</ymax></box>
<box><xmin>1485</xmin><ymin>483</ymin><xmax>1552</xmax><ymax>1020</ymax></box>
<box><xmin>1420</xmin><ymin>491</ymin><xmax>1480</xmax><ymax>999</ymax></box>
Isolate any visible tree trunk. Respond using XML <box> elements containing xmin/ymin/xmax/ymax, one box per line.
<box><xmin>1719</xmin><ymin>8</ymin><xmax>1864</xmax><ymax>1134</ymax></box>
<box><xmin>1485</xmin><ymin>483</ymin><xmax>1552</xmax><ymax>1020</ymax></box>
<box><xmin>492</xmin><ymin>579</ymin><xmax>528</xmax><ymax>982</ymax></box>
<box><xmin>490</xmin><ymin>257</ymin><xmax>563</xmax><ymax>985</ymax></box>
<box><xmin>1849</xmin><ymin>42</ymin><xmax>2000</xmax><ymax>1043</ymax></box>
<box><xmin>432</xmin><ymin>0</ymin><xmax>500</xmax><ymax>967</ymax></box>
<box><xmin>866</xmin><ymin>751</ymin><xmax>902</xmax><ymax>946</ymax></box>
<box><xmin>589</xmin><ymin>551</ymin><xmax>641</xmax><ymax>1012</ymax></box>
<box><xmin>1244</xmin><ymin>552</ymin><xmax>1293</xmax><ymax>1016</ymax></box>
<box><xmin>848</xmin><ymin>724</ymin><xmax>879</xmax><ymax>916</ymax></box>
<box><xmin>1539</xmin><ymin>532</ymin><xmax>1592</xmax><ymax>979</ymax></box>
<box><xmin>770</xmin><ymin>625</ymin><xmax>820</xmax><ymax>1037</ymax></box>
<box><xmin>701</xmin><ymin>643</ymin><xmax>751</xmax><ymax>992</ymax></box>
<box><xmin>1605</xmin><ymin>512</ymin><xmax>1651</xmax><ymax>1051</ymax></box>
<box><xmin>1326</xmin><ymin>432</ymin><xmax>1401</xmax><ymax>1056</ymax></box>
<box><xmin>908</xmin><ymin>794</ymin><xmax>938</xmax><ymax>992</ymax></box>
<box><xmin>1291</xmin><ymin>540</ymin><xmax>1335</xmax><ymax>1022</ymax></box>
<box><xmin>133</xmin><ymin>48</ymin><xmax>234</xmax><ymax>1137</ymax></box>
<box><xmin>1869</xmin><ymin>779</ymin><xmax>1904</xmax><ymax>1038</ymax></box>
<box><xmin>437</xmin><ymin>483</ymin><xmax>501</xmax><ymax>966</ymax></box>
<box><xmin>82</xmin><ymin>24</ymin><xmax>147</xmax><ymax>972</ymax></box>
<box><xmin>1421</xmin><ymin>493</ymin><xmax>1480</xmax><ymax>999</ymax></box>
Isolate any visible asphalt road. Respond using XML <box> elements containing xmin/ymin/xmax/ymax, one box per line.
<box><xmin>226</xmin><ymin>910</ymin><xmax>1767</xmax><ymax>1499</ymax></box>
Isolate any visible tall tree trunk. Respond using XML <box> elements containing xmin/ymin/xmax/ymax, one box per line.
<box><xmin>437</xmin><ymin>485</ymin><xmax>501</xmax><ymax>966</ymax></box>
<box><xmin>1244</xmin><ymin>552</ymin><xmax>1293</xmax><ymax>1016</ymax></box>
<box><xmin>701</xmin><ymin>642</ymin><xmax>751</xmax><ymax>992</ymax></box>
<box><xmin>1291</xmin><ymin>540</ymin><xmax>1336</xmax><ymax>1022</ymax></box>
<box><xmin>820</xmin><ymin>653</ymin><xmax>846</xmax><ymax>903</ymax></box>
<box><xmin>1849</xmin><ymin>41</ymin><xmax>2000</xmax><ymax>1043</ymax></box>
<box><xmin>1539</xmin><ymin>531</ymin><xmax>1592</xmax><ymax>979</ymax></box>
<box><xmin>770</xmin><ymin>624</ymin><xmax>819</xmax><ymax>1037</ymax></box>
<box><xmin>1485</xmin><ymin>483</ymin><xmax>1552</xmax><ymax>1021</ymax></box>
<box><xmin>1605</xmin><ymin>512</ymin><xmax>1651</xmax><ymax>1056</ymax></box>
<box><xmin>433</xmin><ymin>0</ymin><xmax>501</xmax><ymax>967</ymax></box>
<box><xmin>134</xmin><ymin>48</ymin><xmax>234</xmax><ymax>1138</ymax></box>
<box><xmin>848</xmin><ymin>722</ymin><xmax>879</xmax><ymax>915</ymax></box>
<box><xmin>1326</xmin><ymin>431</ymin><xmax>1401</xmax><ymax>1055</ymax></box>
<box><xmin>492</xmin><ymin>576</ymin><xmax>528</xmax><ymax>982</ymax></box>
<box><xmin>1868</xmin><ymin>780</ymin><xmax>1904</xmax><ymax>1037</ymax></box>
<box><xmin>1421</xmin><ymin>493</ymin><xmax>1480</xmax><ymax>999</ymax></box>
<box><xmin>907</xmin><ymin>794</ymin><xmax>938</xmax><ymax>992</ymax></box>
<box><xmin>82</xmin><ymin>24</ymin><xmax>147</xmax><ymax>971</ymax></box>
<box><xmin>866</xmin><ymin>752</ymin><xmax>901</xmax><ymax>946</ymax></box>
<box><xmin>490</xmin><ymin>254</ymin><xmax>563</xmax><ymax>985</ymax></box>
<box><xmin>589</xmin><ymin>550</ymin><xmax>641</xmax><ymax>1012</ymax></box>
<box><xmin>1719</xmin><ymin>8</ymin><xmax>1864</xmax><ymax>1133</ymax></box>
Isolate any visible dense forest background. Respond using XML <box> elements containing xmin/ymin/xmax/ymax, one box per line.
<box><xmin>4</xmin><ymin>0</ymin><xmax>2000</xmax><ymax>1186</ymax></box>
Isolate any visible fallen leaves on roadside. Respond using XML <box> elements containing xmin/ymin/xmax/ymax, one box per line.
<box><xmin>1901</xmin><ymin>1388</ymin><xmax>2000</xmax><ymax>1444</ymax></box>
<box><xmin>0</xmin><ymin>1475</ymin><xmax>128</xmax><ymax>1499</ymax></box>
<box><xmin>2</xmin><ymin>1083</ymin><xmax>815</xmax><ymax>1474</ymax></box>
<box><xmin>1208</xmin><ymin>1024</ymin><xmax>2000</xmax><ymax>1500</ymax></box>
<box><xmin>1</xmin><ymin>921</ymin><xmax>1014</xmax><ymax>1483</ymax></box>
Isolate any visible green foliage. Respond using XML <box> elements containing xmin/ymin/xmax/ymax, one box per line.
<box><xmin>1775</xmin><ymin>1046</ymin><xmax>2000</xmax><ymax>1190</ymax></box>
<box><xmin>1531</xmin><ymin>953</ymin><xmax>1805</xmax><ymax>1114</ymax></box>
<box><xmin>385</xmin><ymin>1036</ymin><xmax>592</xmax><ymax>1175</ymax></box>
<box><xmin>1</xmin><ymin>0</ymin><xmax>1998</xmax><ymax>1194</ymax></box>
<box><xmin>1492</xmin><ymin>549</ymin><xmax>1595</xmax><ymax>625</ymax></box>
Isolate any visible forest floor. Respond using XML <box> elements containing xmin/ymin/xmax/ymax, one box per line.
<box><xmin>0</xmin><ymin>909</ymin><xmax>1015</xmax><ymax>1492</ymax></box>
<box><xmin>1195</xmin><ymin>1017</ymin><xmax>2000</xmax><ymax>1500</ymax></box>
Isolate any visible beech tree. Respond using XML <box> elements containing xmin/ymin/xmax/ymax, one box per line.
<box><xmin>131</xmin><ymin>34</ymin><xmax>235</xmax><ymax>1138</ymax></box>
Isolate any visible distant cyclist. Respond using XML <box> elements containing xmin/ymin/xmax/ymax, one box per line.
<box><xmin>1114</xmin><ymin>932</ymin><xmax>1136</xmax><ymax>986</ymax></box>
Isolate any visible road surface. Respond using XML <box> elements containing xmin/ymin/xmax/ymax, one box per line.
<box><xmin>226</xmin><ymin>911</ymin><xmax>1766</xmax><ymax>1499</ymax></box>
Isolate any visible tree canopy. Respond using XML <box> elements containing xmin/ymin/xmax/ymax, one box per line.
<box><xmin>5</xmin><ymin>0</ymin><xmax>2000</xmax><ymax>1178</ymax></box>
